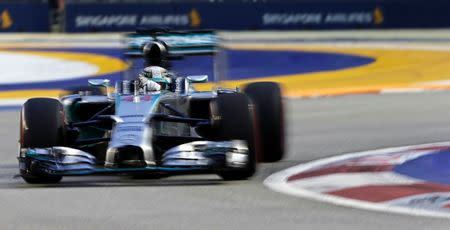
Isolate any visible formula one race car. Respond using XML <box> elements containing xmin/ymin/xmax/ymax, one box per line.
<box><xmin>18</xmin><ymin>30</ymin><xmax>284</xmax><ymax>184</ymax></box>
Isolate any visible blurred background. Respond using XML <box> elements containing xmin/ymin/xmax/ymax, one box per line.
<box><xmin>0</xmin><ymin>0</ymin><xmax>450</xmax><ymax>100</ymax></box>
<box><xmin>3</xmin><ymin>1</ymin><xmax>450</xmax><ymax>229</ymax></box>
<box><xmin>1</xmin><ymin>0</ymin><xmax>449</xmax><ymax>32</ymax></box>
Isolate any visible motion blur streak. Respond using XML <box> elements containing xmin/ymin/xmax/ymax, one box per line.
<box><xmin>0</xmin><ymin>50</ymin><xmax>128</xmax><ymax>77</ymax></box>
<box><xmin>196</xmin><ymin>44</ymin><xmax>450</xmax><ymax>97</ymax></box>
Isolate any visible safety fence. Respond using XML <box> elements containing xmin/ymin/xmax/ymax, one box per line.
<box><xmin>0</xmin><ymin>0</ymin><xmax>49</xmax><ymax>32</ymax></box>
<box><xmin>1</xmin><ymin>0</ymin><xmax>450</xmax><ymax>32</ymax></box>
<box><xmin>62</xmin><ymin>0</ymin><xmax>450</xmax><ymax>32</ymax></box>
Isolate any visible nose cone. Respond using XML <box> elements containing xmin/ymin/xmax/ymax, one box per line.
<box><xmin>107</xmin><ymin>145</ymin><xmax>146</xmax><ymax>168</ymax></box>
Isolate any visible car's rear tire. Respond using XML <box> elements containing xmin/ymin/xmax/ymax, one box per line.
<box><xmin>20</xmin><ymin>98</ymin><xmax>65</xmax><ymax>184</ymax></box>
<box><xmin>212</xmin><ymin>93</ymin><xmax>257</xmax><ymax>180</ymax></box>
<box><xmin>244</xmin><ymin>82</ymin><xmax>284</xmax><ymax>162</ymax></box>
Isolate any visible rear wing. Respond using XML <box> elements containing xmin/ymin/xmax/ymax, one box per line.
<box><xmin>124</xmin><ymin>29</ymin><xmax>219</xmax><ymax>58</ymax></box>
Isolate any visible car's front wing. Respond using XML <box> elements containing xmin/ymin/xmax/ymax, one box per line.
<box><xmin>18</xmin><ymin>141</ymin><xmax>249</xmax><ymax>177</ymax></box>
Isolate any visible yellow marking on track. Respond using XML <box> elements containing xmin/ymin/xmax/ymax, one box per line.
<box><xmin>0</xmin><ymin>89</ymin><xmax>65</xmax><ymax>99</ymax></box>
<box><xmin>2</xmin><ymin>44</ymin><xmax>450</xmax><ymax>100</ymax></box>
<box><xmin>195</xmin><ymin>44</ymin><xmax>450</xmax><ymax>96</ymax></box>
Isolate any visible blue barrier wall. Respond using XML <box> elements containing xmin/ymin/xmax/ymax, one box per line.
<box><xmin>0</xmin><ymin>1</ymin><xmax>49</xmax><ymax>32</ymax></box>
<box><xmin>64</xmin><ymin>0</ymin><xmax>450</xmax><ymax>32</ymax></box>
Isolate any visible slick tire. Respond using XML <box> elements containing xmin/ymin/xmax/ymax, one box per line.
<box><xmin>212</xmin><ymin>93</ymin><xmax>258</xmax><ymax>180</ymax></box>
<box><xmin>244</xmin><ymin>82</ymin><xmax>285</xmax><ymax>162</ymax></box>
<box><xmin>20</xmin><ymin>98</ymin><xmax>65</xmax><ymax>184</ymax></box>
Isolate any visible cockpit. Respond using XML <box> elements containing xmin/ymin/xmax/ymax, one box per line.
<box><xmin>115</xmin><ymin>80</ymin><xmax>161</xmax><ymax>96</ymax></box>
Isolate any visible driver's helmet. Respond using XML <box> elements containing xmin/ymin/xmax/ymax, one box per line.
<box><xmin>138</xmin><ymin>66</ymin><xmax>172</xmax><ymax>90</ymax></box>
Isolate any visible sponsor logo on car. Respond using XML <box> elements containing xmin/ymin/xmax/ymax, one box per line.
<box><xmin>118</xmin><ymin>134</ymin><xmax>138</xmax><ymax>144</ymax></box>
<box><xmin>116</xmin><ymin>126</ymin><xmax>143</xmax><ymax>132</ymax></box>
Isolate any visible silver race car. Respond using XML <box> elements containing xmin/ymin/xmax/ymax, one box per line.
<box><xmin>18</xmin><ymin>30</ymin><xmax>284</xmax><ymax>183</ymax></box>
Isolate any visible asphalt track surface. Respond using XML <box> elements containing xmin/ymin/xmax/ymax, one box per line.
<box><xmin>2</xmin><ymin>92</ymin><xmax>450</xmax><ymax>229</ymax></box>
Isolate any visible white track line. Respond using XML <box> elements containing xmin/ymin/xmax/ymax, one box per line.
<box><xmin>289</xmin><ymin>172</ymin><xmax>421</xmax><ymax>193</ymax></box>
<box><xmin>0</xmin><ymin>99</ymin><xmax>26</xmax><ymax>107</ymax></box>
<box><xmin>264</xmin><ymin>142</ymin><xmax>450</xmax><ymax>219</ymax></box>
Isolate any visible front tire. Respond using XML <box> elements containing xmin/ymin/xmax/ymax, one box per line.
<box><xmin>20</xmin><ymin>98</ymin><xmax>65</xmax><ymax>184</ymax></box>
<box><xmin>244</xmin><ymin>82</ymin><xmax>284</xmax><ymax>162</ymax></box>
<box><xmin>212</xmin><ymin>93</ymin><xmax>258</xmax><ymax>180</ymax></box>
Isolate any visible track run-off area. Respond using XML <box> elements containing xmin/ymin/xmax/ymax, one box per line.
<box><xmin>1</xmin><ymin>31</ymin><xmax>450</xmax><ymax>229</ymax></box>
<box><xmin>2</xmin><ymin>30</ymin><xmax>450</xmax><ymax>103</ymax></box>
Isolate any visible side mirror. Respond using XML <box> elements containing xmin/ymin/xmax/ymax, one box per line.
<box><xmin>88</xmin><ymin>79</ymin><xmax>111</xmax><ymax>98</ymax></box>
<box><xmin>186</xmin><ymin>75</ymin><xmax>208</xmax><ymax>83</ymax></box>
<box><xmin>88</xmin><ymin>79</ymin><xmax>110</xmax><ymax>87</ymax></box>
